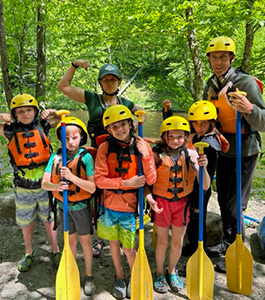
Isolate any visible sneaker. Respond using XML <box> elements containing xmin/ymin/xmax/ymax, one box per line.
<box><xmin>126</xmin><ymin>276</ymin><xmax>131</xmax><ymax>298</ymax></box>
<box><xmin>215</xmin><ymin>257</ymin><xmax>226</xmax><ymax>273</ymax></box>
<box><xmin>205</xmin><ymin>242</ymin><xmax>227</xmax><ymax>258</ymax></box>
<box><xmin>18</xmin><ymin>252</ymin><xmax>35</xmax><ymax>272</ymax></box>
<box><xmin>154</xmin><ymin>274</ymin><xmax>168</xmax><ymax>294</ymax></box>
<box><xmin>83</xmin><ymin>275</ymin><xmax>96</xmax><ymax>296</ymax></box>
<box><xmin>113</xmin><ymin>277</ymin><xmax>126</xmax><ymax>299</ymax></box>
<box><xmin>52</xmin><ymin>252</ymin><xmax>61</xmax><ymax>269</ymax></box>
<box><xmin>165</xmin><ymin>269</ymin><xmax>183</xmax><ymax>292</ymax></box>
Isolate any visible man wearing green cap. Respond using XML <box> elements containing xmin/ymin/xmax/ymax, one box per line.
<box><xmin>58</xmin><ymin>60</ymin><xmax>145</xmax><ymax>148</ymax></box>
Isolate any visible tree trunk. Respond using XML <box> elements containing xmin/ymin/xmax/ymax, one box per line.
<box><xmin>36</xmin><ymin>1</ymin><xmax>46</xmax><ymax>105</ymax></box>
<box><xmin>0</xmin><ymin>0</ymin><xmax>13</xmax><ymax>106</ymax></box>
<box><xmin>185</xmin><ymin>5</ymin><xmax>202</xmax><ymax>101</ymax></box>
<box><xmin>241</xmin><ymin>0</ymin><xmax>261</xmax><ymax>73</ymax></box>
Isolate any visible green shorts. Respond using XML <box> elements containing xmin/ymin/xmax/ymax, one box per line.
<box><xmin>97</xmin><ymin>207</ymin><xmax>136</xmax><ymax>249</ymax></box>
<box><xmin>14</xmin><ymin>187</ymin><xmax>52</xmax><ymax>227</ymax></box>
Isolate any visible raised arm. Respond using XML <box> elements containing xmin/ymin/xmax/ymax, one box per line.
<box><xmin>57</xmin><ymin>59</ymin><xmax>90</xmax><ymax>104</ymax></box>
<box><xmin>0</xmin><ymin>113</ymin><xmax>11</xmax><ymax>136</ymax></box>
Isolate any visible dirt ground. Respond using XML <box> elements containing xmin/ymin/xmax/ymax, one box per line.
<box><xmin>0</xmin><ymin>191</ymin><xmax>264</xmax><ymax>300</ymax></box>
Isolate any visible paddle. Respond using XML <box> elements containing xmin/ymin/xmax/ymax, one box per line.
<box><xmin>225</xmin><ymin>91</ymin><xmax>253</xmax><ymax>295</ymax></box>
<box><xmin>131</xmin><ymin>110</ymin><xmax>153</xmax><ymax>300</ymax></box>
<box><xmin>187</xmin><ymin>141</ymin><xmax>214</xmax><ymax>300</ymax></box>
<box><xmin>55</xmin><ymin>110</ymin><xmax>81</xmax><ymax>300</ymax></box>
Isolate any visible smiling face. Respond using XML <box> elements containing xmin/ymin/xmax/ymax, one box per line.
<box><xmin>14</xmin><ymin>106</ymin><xmax>36</xmax><ymax>124</ymax></box>
<box><xmin>107</xmin><ymin>119</ymin><xmax>131</xmax><ymax>143</ymax></box>
<box><xmin>192</xmin><ymin>120</ymin><xmax>211</xmax><ymax>136</ymax></box>
<box><xmin>66</xmin><ymin>125</ymin><xmax>82</xmax><ymax>155</ymax></box>
<box><xmin>208</xmin><ymin>51</ymin><xmax>234</xmax><ymax>78</ymax></box>
<box><xmin>99</xmin><ymin>74</ymin><xmax>121</xmax><ymax>95</ymax></box>
<box><xmin>166</xmin><ymin>129</ymin><xmax>186</xmax><ymax>149</ymax></box>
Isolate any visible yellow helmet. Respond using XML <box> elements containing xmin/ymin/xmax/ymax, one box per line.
<box><xmin>206</xmin><ymin>36</ymin><xmax>235</xmax><ymax>55</ymax></box>
<box><xmin>10</xmin><ymin>94</ymin><xmax>39</xmax><ymax>119</ymax></box>
<box><xmin>160</xmin><ymin>116</ymin><xmax>190</xmax><ymax>136</ymax></box>
<box><xmin>103</xmin><ymin>104</ymin><xmax>133</xmax><ymax>128</ymax></box>
<box><xmin>187</xmin><ymin>100</ymin><xmax>217</xmax><ymax>121</ymax></box>
<box><xmin>56</xmin><ymin>116</ymin><xmax>88</xmax><ymax>146</ymax></box>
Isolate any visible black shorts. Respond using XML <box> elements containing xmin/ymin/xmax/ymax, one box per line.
<box><xmin>59</xmin><ymin>204</ymin><xmax>93</xmax><ymax>236</ymax></box>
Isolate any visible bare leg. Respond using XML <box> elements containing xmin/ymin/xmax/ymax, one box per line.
<box><xmin>80</xmin><ymin>234</ymin><xmax>93</xmax><ymax>276</ymax></box>
<box><xmin>168</xmin><ymin>225</ymin><xmax>186</xmax><ymax>274</ymax></box>
<box><xmin>43</xmin><ymin>221</ymin><xmax>60</xmax><ymax>253</ymax></box>
<box><xmin>122</xmin><ymin>247</ymin><xmax>136</xmax><ymax>272</ymax></box>
<box><xmin>155</xmin><ymin>226</ymin><xmax>169</xmax><ymax>275</ymax></box>
<box><xmin>110</xmin><ymin>240</ymin><xmax>124</xmax><ymax>278</ymax></box>
<box><xmin>22</xmin><ymin>222</ymin><xmax>34</xmax><ymax>255</ymax></box>
<box><xmin>69</xmin><ymin>233</ymin><xmax>78</xmax><ymax>258</ymax></box>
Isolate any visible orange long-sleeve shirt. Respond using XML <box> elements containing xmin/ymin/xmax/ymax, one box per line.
<box><xmin>95</xmin><ymin>140</ymin><xmax>156</xmax><ymax>212</ymax></box>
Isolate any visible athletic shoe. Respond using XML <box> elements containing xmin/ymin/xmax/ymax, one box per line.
<box><xmin>18</xmin><ymin>252</ymin><xmax>35</xmax><ymax>272</ymax></box>
<box><xmin>113</xmin><ymin>277</ymin><xmax>126</xmax><ymax>299</ymax></box>
<box><xmin>83</xmin><ymin>275</ymin><xmax>96</xmax><ymax>296</ymax></box>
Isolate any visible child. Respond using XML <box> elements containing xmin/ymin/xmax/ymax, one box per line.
<box><xmin>0</xmin><ymin>94</ymin><xmax>61</xmax><ymax>272</ymax></box>
<box><xmin>146</xmin><ymin>116</ymin><xmax>210</xmax><ymax>294</ymax></box>
<box><xmin>41</xmin><ymin>116</ymin><xmax>96</xmax><ymax>296</ymax></box>
<box><xmin>177</xmin><ymin>101</ymin><xmax>230</xmax><ymax>277</ymax></box>
<box><xmin>94</xmin><ymin>104</ymin><xmax>156</xmax><ymax>299</ymax></box>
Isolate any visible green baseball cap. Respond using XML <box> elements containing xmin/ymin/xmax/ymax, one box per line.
<box><xmin>98</xmin><ymin>63</ymin><xmax>121</xmax><ymax>80</ymax></box>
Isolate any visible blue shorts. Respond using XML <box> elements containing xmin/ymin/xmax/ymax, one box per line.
<box><xmin>97</xmin><ymin>207</ymin><xmax>136</xmax><ymax>249</ymax></box>
<box><xmin>14</xmin><ymin>187</ymin><xmax>53</xmax><ymax>227</ymax></box>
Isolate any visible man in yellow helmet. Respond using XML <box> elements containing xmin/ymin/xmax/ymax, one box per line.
<box><xmin>203</xmin><ymin>36</ymin><xmax>265</xmax><ymax>273</ymax></box>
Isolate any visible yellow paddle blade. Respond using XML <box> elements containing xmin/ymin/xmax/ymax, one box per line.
<box><xmin>187</xmin><ymin>241</ymin><xmax>214</xmax><ymax>300</ymax></box>
<box><xmin>226</xmin><ymin>234</ymin><xmax>253</xmax><ymax>295</ymax></box>
<box><xmin>56</xmin><ymin>232</ymin><xmax>80</xmax><ymax>300</ymax></box>
<box><xmin>131</xmin><ymin>230</ymin><xmax>153</xmax><ymax>300</ymax></box>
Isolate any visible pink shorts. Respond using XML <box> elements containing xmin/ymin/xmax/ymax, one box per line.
<box><xmin>154</xmin><ymin>196</ymin><xmax>190</xmax><ymax>228</ymax></box>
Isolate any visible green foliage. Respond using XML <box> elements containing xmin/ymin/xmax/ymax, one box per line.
<box><xmin>0</xmin><ymin>172</ymin><xmax>13</xmax><ymax>192</ymax></box>
<box><xmin>1</xmin><ymin>0</ymin><xmax>265</xmax><ymax>112</ymax></box>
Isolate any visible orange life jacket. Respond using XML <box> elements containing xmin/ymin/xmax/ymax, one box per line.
<box><xmin>7</xmin><ymin>121</ymin><xmax>51</xmax><ymax>169</ymax></box>
<box><xmin>208</xmin><ymin>91</ymin><xmax>244</xmax><ymax>134</ymax></box>
<box><xmin>153</xmin><ymin>148</ymin><xmax>197</xmax><ymax>201</ymax></box>
<box><xmin>106</xmin><ymin>137</ymin><xmax>139</xmax><ymax>194</ymax></box>
<box><xmin>51</xmin><ymin>147</ymin><xmax>93</xmax><ymax>202</ymax></box>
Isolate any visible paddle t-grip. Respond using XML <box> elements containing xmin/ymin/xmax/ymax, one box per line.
<box><xmin>134</xmin><ymin>110</ymin><xmax>146</xmax><ymax>122</ymax></box>
<box><xmin>56</xmin><ymin>109</ymin><xmax>70</xmax><ymax>121</ymax></box>
<box><xmin>194</xmin><ymin>142</ymin><xmax>209</xmax><ymax>155</ymax></box>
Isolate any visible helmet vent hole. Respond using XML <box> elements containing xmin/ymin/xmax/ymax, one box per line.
<box><xmin>105</xmin><ymin>116</ymin><xmax>110</xmax><ymax>120</ymax></box>
<box><xmin>119</xmin><ymin>111</ymin><xmax>126</xmax><ymax>115</ymax></box>
<box><xmin>190</xmin><ymin>112</ymin><xmax>194</xmax><ymax>116</ymax></box>
<box><xmin>225</xmin><ymin>43</ymin><xmax>231</xmax><ymax>46</ymax></box>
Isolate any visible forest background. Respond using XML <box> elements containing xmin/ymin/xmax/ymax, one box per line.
<box><xmin>0</xmin><ymin>0</ymin><xmax>265</xmax><ymax>194</ymax></box>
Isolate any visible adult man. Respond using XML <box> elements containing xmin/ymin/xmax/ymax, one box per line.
<box><xmin>203</xmin><ymin>36</ymin><xmax>265</xmax><ymax>272</ymax></box>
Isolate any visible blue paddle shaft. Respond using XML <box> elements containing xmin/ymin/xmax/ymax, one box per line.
<box><xmin>236</xmin><ymin>111</ymin><xmax>241</xmax><ymax>234</ymax></box>
<box><xmin>61</xmin><ymin>122</ymin><xmax>69</xmax><ymax>232</ymax></box>
<box><xmin>138</xmin><ymin>121</ymin><xmax>144</xmax><ymax>230</ymax></box>
<box><xmin>198</xmin><ymin>165</ymin><xmax>204</xmax><ymax>242</ymax></box>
